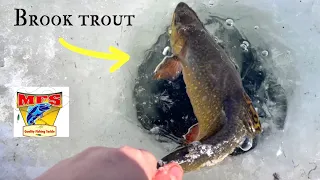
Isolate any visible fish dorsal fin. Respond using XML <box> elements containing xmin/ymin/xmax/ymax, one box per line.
<box><xmin>243</xmin><ymin>92</ymin><xmax>262</xmax><ymax>134</ymax></box>
<box><xmin>153</xmin><ymin>55</ymin><xmax>182</xmax><ymax>81</ymax></box>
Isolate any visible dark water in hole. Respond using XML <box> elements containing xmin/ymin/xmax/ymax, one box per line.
<box><xmin>133</xmin><ymin>15</ymin><xmax>288</xmax><ymax>154</ymax></box>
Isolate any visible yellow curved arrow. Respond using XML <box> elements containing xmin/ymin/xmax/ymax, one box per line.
<box><xmin>58</xmin><ymin>38</ymin><xmax>130</xmax><ymax>73</ymax></box>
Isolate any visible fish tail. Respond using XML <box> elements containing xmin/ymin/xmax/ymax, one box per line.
<box><xmin>242</xmin><ymin>92</ymin><xmax>262</xmax><ymax>135</ymax></box>
<box><xmin>158</xmin><ymin>121</ymin><xmax>247</xmax><ymax>173</ymax></box>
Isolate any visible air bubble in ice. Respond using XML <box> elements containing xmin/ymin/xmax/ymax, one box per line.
<box><xmin>254</xmin><ymin>26</ymin><xmax>259</xmax><ymax>29</ymax></box>
<box><xmin>240</xmin><ymin>44</ymin><xmax>246</xmax><ymax>49</ymax></box>
<box><xmin>23</xmin><ymin>54</ymin><xmax>31</xmax><ymax>60</ymax></box>
<box><xmin>240</xmin><ymin>43</ymin><xmax>248</xmax><ymax>52</ymax></box>
<box><xmin>242</xmin><ymin>41</ymin><xmax>250</xmax><ymax>47</ymax></box>
<box><xmin>225</xmin><ymin>19</ymin><xmax>234</xmax><ymax>27</ymax></box>
<box><xmin>209</xmin><ymin>0</ymin><xmax>215</xmax><ymax>6</ymax></box>
<box><xmin>150</xmin><ymin>127</ymin><xmax>160</xmax><ymax>134</ymax></box>
<box><xmin>262</xmin><ymin>50</ymin><xmax>269</xmax><ymax>57</ymax></box>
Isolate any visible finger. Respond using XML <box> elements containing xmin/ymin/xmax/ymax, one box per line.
<box><xmin>119</xmin><ymin>146</ymin><xmax>158</xmax><ymax>179</ymax></box>
<box><xmin>153</xmin><ymin>162</ymin><xmax>183</xmax><ymax>180</ymax></box>
<box><xmin>139</xmin><ymin>149</ymin><xmax>158</xmax><ymax>166</ymax></box>
<box><xmin>153</xmin><ymin>167</ymin><xmax>171</xmax><ymax>180</ymax></box>
<box><xmin>119</xmin><ymin>146</ymin><xmax>157</xmax><ymax>165</ymax></box>
<box><xmin>138</xmin><ymin>149</ymin><xmax>158</xmax><ymax>178</ymax></box>
<box><xmin>119</xmin><ymin>145</ymin><xmax>137</xmax><ymax>153</ymax></box>
<box><xmin>166</xmin><ymin>163</ymin><xmax>183</xmax><ymax>180</ymax></box>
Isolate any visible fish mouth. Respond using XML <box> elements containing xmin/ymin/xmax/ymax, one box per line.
<box><xmin>169</xmin><ymin>2</ymin><xmax>202</xmax><ymax>55</ymax></box>
<box><xmin>175</xmin><ymin>2</ymin><xmax>190</xmax><ymax>10</ymax></box>
<box><xmin>173</xmin><ymin>2</ymin><xmax>201</xmax><ymax>27</ymax></box>
<box><xmin>157</xmin><ymin>143</ymin><xmax>227</xmax><ymax>173</ymax></box>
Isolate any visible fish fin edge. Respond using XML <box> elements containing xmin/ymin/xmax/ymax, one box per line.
<box><xmin>182</xmin><ymin>123</ymin><xmax>199</xmax><ymax>144</ymax></box>
<box><xmin>153</xmin><ymin>55</ymin><xmax>182</xmax><ymax>81</ymax></box>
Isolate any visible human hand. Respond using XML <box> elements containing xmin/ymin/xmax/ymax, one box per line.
<box><xmin>35</xmin><ymin>146</ymin><xmax>183</xmax><ymax>180</ymax></box>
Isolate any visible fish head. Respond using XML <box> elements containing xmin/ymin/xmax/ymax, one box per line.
<box><xmin>169</xmin><ymin>2</ymin><xmax>204</xmax><ymax>55</ymax></box>
<box><xmin>38</xmin><ymin>103</ymin><xmax>51</xmax><ymax>112</ymax></box>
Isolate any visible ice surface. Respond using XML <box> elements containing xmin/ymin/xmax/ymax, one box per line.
<box><xmin>1</xmin><ymin>0</ymin><xmax>320</xmax><ymax>179</ymax></box>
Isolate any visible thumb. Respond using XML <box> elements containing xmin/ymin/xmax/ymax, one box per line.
<box><xmin>153</xmin><ymin>162</ymin><xmax>184</xmax><ymax>180</ymax></box>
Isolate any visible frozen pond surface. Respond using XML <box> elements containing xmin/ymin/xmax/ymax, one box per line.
<box><xmin>1</xmin><ymin>0</ymin><xmax>320</xmax><ymax>179</ymax></box>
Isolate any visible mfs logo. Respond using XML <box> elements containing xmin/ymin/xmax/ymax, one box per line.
<box><xmin>13</xmin><ymin>87</ymin><xmax>69</xmax><ymax>137</ymax></box>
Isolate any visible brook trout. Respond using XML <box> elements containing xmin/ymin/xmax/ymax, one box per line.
<box><xmin>153</xmin><ymin>2</ymin><xmax>262</xmax><ymax>172</ymax></box>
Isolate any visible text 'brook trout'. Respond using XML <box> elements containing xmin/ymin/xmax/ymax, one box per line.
<box><xmin>153</xmin><ymin>2</ymin><xmax>262</xmax><ymax>173</ymax></box>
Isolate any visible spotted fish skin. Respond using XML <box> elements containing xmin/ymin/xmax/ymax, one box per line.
<box><xmin>26</xmin><ymin>103</ymin><xmax>51</xmax><ymax>125</ymax></box>
<box><xmin>154</xmin><ymin>2</ymin><xmax>262</xmax><ymax>172</ymax></box>
<box><xmin>159</xmin><ymin>93</ymin><xmax>257</xmax><ymax>172</ymax></box>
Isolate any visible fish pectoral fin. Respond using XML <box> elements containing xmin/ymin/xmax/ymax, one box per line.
<box><xmin>182</xmin><ymin>123</ymin><xmax>199</xmax><ymax>143</ymax></box>
<box><xmin>153</xmin><ymin>55</ymin><xmax>182</xmax><ymax>81</ymax></box>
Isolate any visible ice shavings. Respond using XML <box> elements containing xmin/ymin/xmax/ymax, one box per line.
<box><xmin>150</xmin><ymin>126</ymin><xmax>161</xmax><ymax>134</ymax></box>
<box><xmin>183</xmin><ymin>144</ymin><xmax>216</xmax><ymax>163</ymax></box>
<box><xmin>154</xmin><ymin>90</ymin><xmax>174</xmax><ymax>112</ymax></box>
<box><xmin>276</xmin><ymin>146</ymin><xmax>283</xmax><ymax>157</ymax></box>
